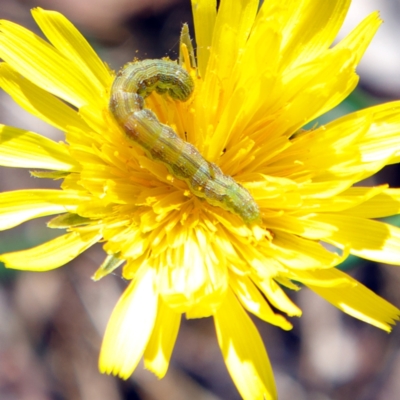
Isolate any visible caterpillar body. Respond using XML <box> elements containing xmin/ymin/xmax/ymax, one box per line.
<box><xmin>109</xmin><ymin>59</ymin><xmax>261</xmax><ymax>224</ymax></box>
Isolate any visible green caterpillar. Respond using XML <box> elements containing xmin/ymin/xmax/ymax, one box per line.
<box><xmin>109</xmin><ymin>59</ymin><xmax>260</xmax><ymax>224</ymax></box>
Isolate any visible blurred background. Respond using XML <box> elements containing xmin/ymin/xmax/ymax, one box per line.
<box><xmin>1</xmin><ymin>0</ymin><xmax>400</xmax><ymax>399</ymax></box>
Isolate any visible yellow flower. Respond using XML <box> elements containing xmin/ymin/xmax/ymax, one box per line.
<box><xmin>1</xmin><ymin>1</ymin><xmax>400</xmax><ymax>399</ymax></box>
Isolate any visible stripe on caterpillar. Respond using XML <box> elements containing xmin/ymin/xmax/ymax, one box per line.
<box><xmin>109</xmin><ymin>59</ymin><xmax>260</xmax><ymax>224</ymax></box>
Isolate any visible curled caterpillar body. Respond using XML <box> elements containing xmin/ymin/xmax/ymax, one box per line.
<box><xmin>109</xmin><ymin>59</ymin><xmax>261</xmax><ymax>224</ymax></box>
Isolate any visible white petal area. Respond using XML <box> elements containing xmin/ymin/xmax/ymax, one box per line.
<box><xmin>214</xmin><ymin>288</ymin><xmax>277</xmax><ymax>400</ymax></box>
<box><xmin>0</xmin><ymin>230</ymin><xmax>101</xmax><ymax>271</ymax></box>
<box><xmin>99</xmin><ymin>267</ymin><xmax>158</xmax><ymax>379</ymax></box>
<box><xmin>0</xmin><ymin>125</ymin><xmax>78</xmax><ymax>170</ymax></box>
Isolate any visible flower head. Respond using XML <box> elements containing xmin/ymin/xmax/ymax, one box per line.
<box><xmin>1</xmin><ymin>1</ymin><xmax>400</xmax><ymax>399</ymax></box>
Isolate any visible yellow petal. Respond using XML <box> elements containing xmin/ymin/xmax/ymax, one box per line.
<box><xmin>0</xmin><ymin>230</ymin><xmax>101</xmax><ymax>271</ymax></box>
<box><xmin>0</xmin><ymin>63</ymin><xmax>89</xmax><ymax>132</ymax></box>
<box><xmin>31</xmin><ymin>7</ymin><xmax>112</xmax><ymax>92</ymax></box>
<box><xmin>347</xmin><ymin>101</ymin><xmax>400</xmax><ymax>164</ymax></box>
<box><xmin>301</xmin><ymin>186</ymin><xmax>387</xmax><ymax>214</ymax></box>
<box><xmin>334</xmin><ymin>11</ymin><xmax>381</xmax><ymax>66</ymax></box>
<box><xmin>209</xmin><ymin>0</ymin><xmax>259</xmax><ymax>84</ymax></box>
<box><xmin>299</xmin><ymin>268</ymin><xmax>400</xmax><ymax>332</ymax></box>
<box><xmin>253</xmin><ymin>275</ymin><xmax>302</xmax><ymax>317</ymax></box>
<box><xmin>190</xmin><ymin>0</ymin><xmax>216</xmax><ymax>77</ymax></box>
<box><xmin>268</xmin><ymin>231</ymin><xmax>343</xmax><ymax>269</ymax></box>
<box><xmin>0</xmin><ymin>125</ymin><xmax>78</xmax><ymax>170</ymax></box>
<box><xmin>144</xmin><ymin>299</ymin><xmax>181</xmax><ymax>378</ymax></box>
<box><xmin>158</xmin><ymin>229</ymin><xmax>228</xmax><ymax>317</ymax></box>
<box><xmin>308</xmin><ymin>214</ymin><xmax>400</xmax><ymax>264</ymax></box>
<box><xmin>343</xmin><ymin>188</ymin><xmax>400</xmax><ymax>218</ymax></box>
<box><xmin>99</xmin><ymin>268</ymin><xmax>158</xmax><ymax>379</ymax></box>
<box><xmin>0</xmin><ymin>18</ymin><xmax>98</xmax><ymax>108</ymax></box>
<box><xmin>201</xmin><ymin>0</ymin><xmax>259</xmax><ymax>160</ymax></box>
<box><xmin>280</xmin><ymin>0</ymin><xmax>351</xmax><ymax>65</ymax></box>
<box><xmin>0</xmin><ymin>189</ymin><xmax>87</xmax><ymax>230</ymax></box>
<box><xmin>282</xmin><ymin>48</ymin><xmax>359</xmax><ymax>130</ymax></box>
<box><xmin>230</xmin><ymin>274</ymin><xmax>292</xmax><ymax>330</ymax></box>
<box><xmin>214</xmin><ymin>288</ymin><xmax>277</xmax><ymax>400</ymax></box>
